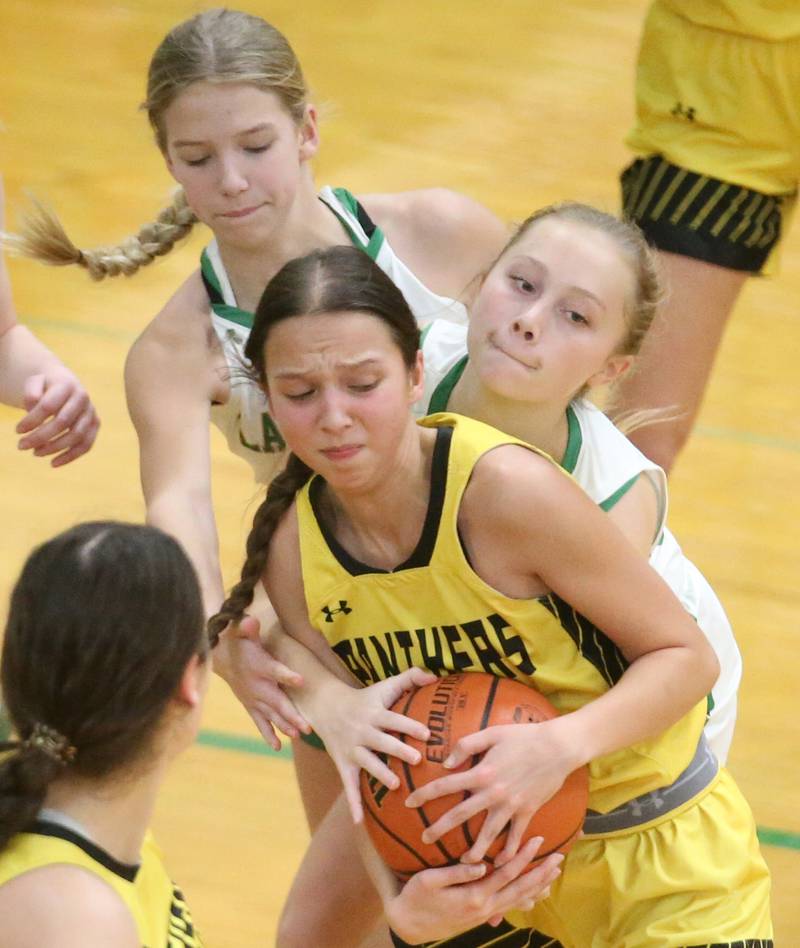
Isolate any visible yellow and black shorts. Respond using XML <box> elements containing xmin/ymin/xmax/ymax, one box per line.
<box><xmin>509</xmin><ymin>768</ymin><xmax>772</xmax><ymax>948</ymax></box>
<box><xmin>621</xmin><ymin>1</ymin><xmax>800</xmax><ymax>272</ymax></box>
<box><xmin>389</xmin><ymin>743</ymin><xmax>771</xmax><ymax>948</ymax></box>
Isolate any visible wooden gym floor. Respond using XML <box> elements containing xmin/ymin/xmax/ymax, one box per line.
<box><xmin>0</xmin><ymin>1</ymin><xmax>797</xmax><ymax>943</ymax></box>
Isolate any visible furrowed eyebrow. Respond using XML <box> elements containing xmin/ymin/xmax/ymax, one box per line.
<box><xmin>273</xmin><ymin>357</ymin><xmax>383</xmax><ymax>380</ymax></box>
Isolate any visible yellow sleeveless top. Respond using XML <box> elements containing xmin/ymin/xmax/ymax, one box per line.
<box><xmin>0</xmin><ymin>822</ymin><xmax>201</xmax><ymax>947</ymax></box>
<box><xmin>296</xmin><ymin>412</ymin><xmax>706</xmax><ymax>813</ymax></box>
<box><xmin>662</xmin><ymin>0</ymin><xmax>800</xmax><ymax>41</ymax></box>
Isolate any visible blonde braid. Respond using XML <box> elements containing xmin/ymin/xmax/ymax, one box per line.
<box><xmin>4</xmin><ymin>189</ymin><xmax>197</xmax><ymax>281</ymax></box>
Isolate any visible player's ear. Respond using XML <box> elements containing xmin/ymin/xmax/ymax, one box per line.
<box><xmin>408</xmin><ymin>349</ymin><xmax>425</xmax><ymax>403</ymax></box>
<box><xmin>175</xmin><ymin>653</ymin><xmax>208</xmax><ymax>709</ymax></box>
<box><xmin>298</xmin><ymin>104</ymin><xmax>320</xmax><ymax>163</ymax></box>
<box><xmin>586</xmin><ymin>353</ymin><xmax>633</xmax><ymax>390</ymax></box>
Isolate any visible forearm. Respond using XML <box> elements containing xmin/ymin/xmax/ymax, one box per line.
<box><xmin>0</xmin><ymin>323</ymin><xmax>64</xmax><ymax>408</ymax></box>
<box><xmin>353</xmin><ymin>821</ymin><xmax>401</xmax><ymax>909</ymax></box>
<box><xmin>552</xmin><ymin>643</ymin><xmax>719</xmax><ymax>769</ymax></box>
<box><xmin>145</xmin><ymin>490</ymin><xmax>225</xmax><ymax>619</ymax></box>
<box><xmin>262</xmin><ymin>621</ymin><xmax>357</xmax><ymax>728</ymax></box>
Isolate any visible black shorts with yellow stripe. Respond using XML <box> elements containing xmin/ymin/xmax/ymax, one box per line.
<box><xmin>391</xmin><ymin>922</ymin><xmax>773</xmax><ymax>948</ymax></box>
<box><xmin>621</xmin><ymin>155</ymin><xmax>784</xmax><ymax>273</ymax></box>
<box><xmin>390</xmin><ymin>921</ymin><xmax>562</xmax><ymax>948</ymax></box>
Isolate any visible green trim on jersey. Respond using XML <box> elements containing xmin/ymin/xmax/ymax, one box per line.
<box><xmin>200</xmin><ymin>250</ymin><xmax>254</xmax><ymax>330</ymax></box>
<box><xmin>599</xmin><ymin>474</ymin><xmax>640</xmax><ymax>512</ymax></box>
<box><xmin>428</xmin><ymin>354</ymin><xmax>468</xmax><ymax>413</ymax></box>
<box><xmin>329</xmin><ymin>188</ymin><xmax>386</xmax><ymax>260</ymax></box>
<box><xmin>561</xmin><ymin>403</ymin><xmax>582</xmax><ymax>473</ymax></box>
<box><xmin>563</xmin><ymin>404</ymin><xmax>640</xmax><ymax>511</ymax></box>
<box><xmin>201</xmin><ymin>188</ymin><xmax>384</xmax><ymax>331</ymax></box>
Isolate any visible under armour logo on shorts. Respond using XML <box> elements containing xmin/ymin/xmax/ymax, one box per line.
<box><xmin>670</xmin><ymin>101</ymin><xmax>696</xmax><ymax>121</ymax></box>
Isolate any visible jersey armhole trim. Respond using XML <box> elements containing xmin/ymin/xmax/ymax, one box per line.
<box><xmin>599</xmin><ymin>473</ymin><xmax>640</xmax><ymax>511</ymax></box>
<box><xmin>428</xmin><ymin>354</ymin><xmax>468</xmax><ymax>414</ymax></box>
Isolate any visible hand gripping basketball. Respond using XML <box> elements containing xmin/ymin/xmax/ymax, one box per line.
<box><xmin>360</xmin><ymin>671</ymin><xmax>588</xmax><ymax>878</ymax></box>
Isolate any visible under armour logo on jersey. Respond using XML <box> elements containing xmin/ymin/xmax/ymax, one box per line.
<box><xmin>322</xmin><ymin>601</ymin><xmax>352</xmax><ymax>622</ymax></box>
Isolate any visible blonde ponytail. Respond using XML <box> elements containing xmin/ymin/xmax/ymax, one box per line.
<box><xmin>4</xmin><ymin>189</ymin><xmax>197</xmax><ymax>281</ymax></box>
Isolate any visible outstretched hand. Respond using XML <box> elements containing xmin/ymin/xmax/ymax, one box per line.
<box><xmin>17</xmin><ymin>368</ymin><xmax>100</xmax><ymax>466</ymax></box>
<box><xmin>212</xmin><ymin>615</ymin><xmax>311</xmax><ymax>751</ymax></box>
<box><xmin>385</xmin><ymin>836</ymin><xmax>563</xmax><ymax>944</ymax></box>
<box><xmin>314</xmin><ymin>667</ymin><xmax>438</xmax><ymax>823</ymax></box>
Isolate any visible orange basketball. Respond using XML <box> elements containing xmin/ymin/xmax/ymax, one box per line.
<box><xmin>360</xmin><ymin>672</ymin><xmax>588</xmax><ymax>879</ymax></box>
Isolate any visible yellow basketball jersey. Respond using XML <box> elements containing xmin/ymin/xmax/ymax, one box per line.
<box><xmin>296</xmin><ymin>412</ymin><xmax>706</xmax><ymax>814</ymax></box>
<box><xmin>0</xmin><ymin>821</ymin><xmax>201</xmax><ymax>947</ymax></box>
<box><xmin>661</xmin><ymin>0</ymin><xmax>800</xmax><ymax>41</ymax></box>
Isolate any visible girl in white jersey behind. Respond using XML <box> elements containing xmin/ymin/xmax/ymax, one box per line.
<box><xmin>8</xmin><ymin>6</ymin><xmax>507</xmax><ymax>749</ymax></box>
<box><xmin>413</xmin><ymin>202</ymin><xmax>740</xmax><ymax>765</ymax></box>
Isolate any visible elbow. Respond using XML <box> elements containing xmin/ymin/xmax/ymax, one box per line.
<box><xmin>696</xmin><ymin>636</ymin><xmax>721</xmax><ymax>697</ymax></box>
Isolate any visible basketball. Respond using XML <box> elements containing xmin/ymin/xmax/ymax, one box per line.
<box><xmin>360</xmin><ymin>672</ymin><xmax>589</xmax><ymax>879</ymax></box>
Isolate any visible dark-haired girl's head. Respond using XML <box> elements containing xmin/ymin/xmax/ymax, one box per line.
<box><xmin>207</xmin><ymin>246</ymin><xmax>422</xmax><ymax>643</ymax></box>
<box><xmin>245</xmin><ymin>244</ymin><xmax>421</xmax><ymax>380</ymax></box>
<box><xmin>0</xmin><ymin>522</ymin><xmax>207</xmax><ymax>852</ymax></box>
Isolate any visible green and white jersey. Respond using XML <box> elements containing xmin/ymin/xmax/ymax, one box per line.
<box><xmin>416</xmin><ymin>318</ymin><xmax>740</xmax><ymax>763</ymax></box>
<box><xmin>202</xmin><ymin>187</ymin><xmax>468</xmax><ymax>484</ymax></box>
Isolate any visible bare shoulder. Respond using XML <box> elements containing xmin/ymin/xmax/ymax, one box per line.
<box><xmin>263</xmin><ymin>498</ymin><xmax>321</xmax><ymax>639</ymax></box>
<box><xmin>468</xmin><ymin>442</ymin><xmax>610</xmax><ymax>546</ymax></box>
<box><xmin>605</xmin><ymin>473</ymin><xmax>661</xmax><ymax>556</ymax></box>
<box><xmin>0</xmin><ymin>864</ymin><xmax>139</xmax><ymax>947</ymax></box>
<box><xmin>466</xmin><ymin>444</ymin><xmax>575</xmax><ymax>524</ymax></box>
<box><xmin>0</xmin><ymin>256</ymin><xmax>16</xmax><ymax>336</ymax></box>
<box><xmin>125</xmin><ymin>269</ymin><xmax>225</xmax><ymax>407</ymax></box>
<box><xmin>128</xmin><ymin>269</ymin><xmax>213</xmax><ymax>358</ymax></box>
<box><xmin>359</xmin><ymin>189</ymin><xmax>510</xmax><ymax>298</ymax></box>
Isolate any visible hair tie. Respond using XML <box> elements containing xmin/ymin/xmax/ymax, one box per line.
<box><xmin>22</xmin><ymin>723</ymin><xmax>76</xmax><ymax>766</ymax></box>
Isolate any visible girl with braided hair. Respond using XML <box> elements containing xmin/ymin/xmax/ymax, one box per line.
<box><xmin>9</xmin><ymin>6</ymin><xmax>506</xmax><ymax>695</ymax></box>
<box><xmin>233</xmin><ymin>204</ymin><xmax>743</xmax><ymax>947</ymax></box>
<box><xmin>9</xmin><ymin>13</ymin><xmax>506</xmax><ymax>944</ymax></box>
<box><xmin>0</xmin><ymin>521</ymin><xmax>208</xmax><ymax>946</ymax></box>
<box><xmin>209</xmin><ymin>244</ymin><xmax>770</xmax><ymax>948</ymax></box>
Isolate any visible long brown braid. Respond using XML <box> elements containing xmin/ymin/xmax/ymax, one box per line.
<box><xmin>207</xmin><ymin>454</ymin><xmax>312</xmax><ymax>646</ymax></box>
